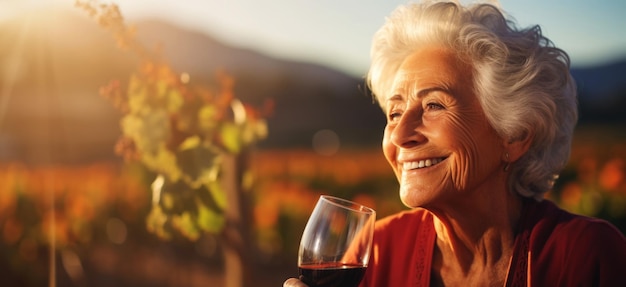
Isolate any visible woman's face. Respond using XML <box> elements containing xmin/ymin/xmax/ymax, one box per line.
<box><xmin>382</xmin><ymin>46</ymin><xmax>505</xmax><ymax>208</ymax></box>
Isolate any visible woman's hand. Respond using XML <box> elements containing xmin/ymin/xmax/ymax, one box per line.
<box><xmin>283</xmin><ymin>278</ymin><xmax>308</xmax><ymax>287</ymax></box>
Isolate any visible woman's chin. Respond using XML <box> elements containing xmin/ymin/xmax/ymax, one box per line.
<box><xmin>399</xmin><ymin>186</ymin><xmax>422</xmax><ymax>208</ymax></box>
<box><xmin>399</xmin><ymin>173</ymin><xmax>430</xmax><ymax>208</ymax></box>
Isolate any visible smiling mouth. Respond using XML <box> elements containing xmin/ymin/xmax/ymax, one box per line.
<box><xmin>403</xmin><ymin>157</ymin><xmax>446</xmax><ymax>170</ymax></box>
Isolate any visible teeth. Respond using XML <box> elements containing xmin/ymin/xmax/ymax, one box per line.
<box><xmin>403</xmin><ymin>158</ymin><xmax>444</xmax><ymax>170</ymax></box>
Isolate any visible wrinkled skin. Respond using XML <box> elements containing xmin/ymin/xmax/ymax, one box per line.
<box><xmin>382</xmin><ymin>46</ymin><xmax>505</xmax><ymax>210</ymax></box>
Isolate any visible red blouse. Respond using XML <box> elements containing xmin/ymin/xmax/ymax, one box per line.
<box><xmin>359</xmin><ymin>199</ymin><xmax>626</xmax><ymax>286</ymax></box>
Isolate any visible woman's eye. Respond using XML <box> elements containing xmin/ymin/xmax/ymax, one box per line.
<box><xmin>426</xmin><ymin>102</ymin><xmax>444</xmax><ymax>111</ymax></box>
<box><xmin>388</xmin><ymin>111</ymin><xmax>402</xmax><ymax>122</ymax></box>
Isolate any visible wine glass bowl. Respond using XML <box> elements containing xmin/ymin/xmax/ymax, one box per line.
<box><xmin>298</xmin><ymin>195</ymin><xmax>376</xmax><ymax>287</ymax></box>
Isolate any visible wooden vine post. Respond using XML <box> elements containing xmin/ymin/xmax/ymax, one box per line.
<box><xmin>221</xmin><ymin>152</ymin><xmax>254</xmax><ymax>287</ymax></box>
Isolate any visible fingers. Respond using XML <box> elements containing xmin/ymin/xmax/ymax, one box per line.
<box><xmin>283</xmin><ymin>278</ymin><xmax>308</xmax><ymax>287</ymax></box>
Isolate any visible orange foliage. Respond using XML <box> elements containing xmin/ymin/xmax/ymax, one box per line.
<box><xmin>251</xmin><ymin>149</ymin><xmax>396</xmax><ymax>229</ymax></box>
<box><xmin>0</xmin><ymin>162</ymin><xmax>149</xmax><ymax>251</ymax></box>
<box><xmin>2</xmin><ymin>132</ymin><xmax>622</xmax><ymax>267</ymax></box>
<box><xmin>576</xmin><ymin>156</ymin><xmax>598</xmax><ymax>184</ymax></box>
<box><xmin>251</xmin><ymin>149</ymin><xmax>393</xmax><ymax>185</ymax></box>
<box><xmin>550</xmin><ymin>137</ymin><xmax>626</xmax><ymax>223</ymax></box>
<box><xmin>2</xmin><ymin>217</ymin><xmax>22</xmax><ymax>245</ymax></box>
<box><xmin>599</xmin><ymin>158</ymin><xmax>624</xmax><ymax>191</ymax></box>
<box><xmin>254</xmin><ymin>181</ymin><xmax>321</xmax><ymax>229</ymax></box>
<box><xmin>559</xmin><ymin>182</ymin><xmax>583</xmax><ymax>209</ymax></box>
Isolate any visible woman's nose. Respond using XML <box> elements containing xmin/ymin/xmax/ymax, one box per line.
<box><xmin>389</xmin><ymin>109</ymin><xmax>426</xmax><ymax>148</ymax></box>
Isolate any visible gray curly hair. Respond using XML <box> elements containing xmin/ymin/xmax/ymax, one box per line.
<box><xmin>367</xmin><ymin>0</ymin><xmax>578</xmax><ymax>200</ymax></box>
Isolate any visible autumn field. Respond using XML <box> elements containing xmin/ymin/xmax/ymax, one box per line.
<box><xmin>0</xmin><ymin>124</ymin><xmax>625</xmax><ymax>286</ymax></box>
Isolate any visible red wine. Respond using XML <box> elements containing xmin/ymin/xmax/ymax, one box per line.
<box><xmin>299</xmin><ymin>263</ymin><xmax>366</xmax><ymax>287</ymax></box>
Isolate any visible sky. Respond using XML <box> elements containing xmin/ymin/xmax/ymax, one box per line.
<box><xmin>2</xmin><ymin>0</ymin><xmax>626</xmax><ymax>77</ymax></box>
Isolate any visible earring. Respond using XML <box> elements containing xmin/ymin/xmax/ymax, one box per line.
<box><xmin>503</xmin><ymin>152</ymin><xmax>510</xmax><ymax>172</ymax></box>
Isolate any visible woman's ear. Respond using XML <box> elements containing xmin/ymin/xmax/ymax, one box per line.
<box><xmin>504</xmin><ymin>130</ymin><xmax>534</xmax><ymax>162</ymax></box>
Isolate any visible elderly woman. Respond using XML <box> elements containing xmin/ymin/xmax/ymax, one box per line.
<box><xmin>285</xmin><ymin>1</ymin><xmax>626</xmax><ymax>286</ymax></box>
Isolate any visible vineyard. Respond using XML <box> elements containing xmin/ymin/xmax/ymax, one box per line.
<box><xmin>1</xmin><ymin>125</ymin><xmax>625</xmax><ymax>286</ymax></box>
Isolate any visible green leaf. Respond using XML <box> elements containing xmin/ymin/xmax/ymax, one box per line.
<box><xmin>146</xmin><ymin>205</ymin><xmax>172</xmax><ymax>240</ymax></box>
<box><xmin>166</xmin><ymin>87</ymin><xmax>184</xmax><ymax>113</ymax></box>
<box><xmin>176</xmin><ymin>143</ymin><xmax>220</xmax><ymax>186</ymax></box>
<box><xmin>179</xmin><ymin>136</ymin><xmax>201</xmax><ymax>150</ymax></box>
<box><xmin>142</xmin><ymin>146</ymin><xmax>181</xmax><ymax>182</ymax></box>
<box><xmin>120</xmin><ymin>114</ymin><xmax>142</xmax><ymax>140</ymax></box>
<box><xmin>197</xmin><ymin>105</ymin><xmax>218</xmax><ymax>132</ymax></box>
<box><xmin>127</xmin><ymin>75</ymin><xmax>148</xmax><ymax>113</ymax></box>
<box><xmin>196</xmin><ymin>200</ymin><xmax>225</xmax><ymax>234</ymax></box>
<box><xmin>171</xmin><ymin>211</ymin><xmax>200</xmax><ymax>241</ymax></box>
<box><xmin>158</xmin><ymin>176</ymin><xmax>199</xmax><ymax>215</ymax></box>
<box><xmin>161</xmin><ymin>192</ymin><xmax>175</xmax><ymax>210</ymax></box>
<box><xmin>156</xmin><ymin>80</ymin><xmax>168</xmax><ymax>98</ymax></box>
<box><xmin>207</xmin><ymin>180</ymin><xmax>228</xmax><ymax>211</ymax></box>
<box><xmin>220</xmin><ymin>122</ymin><xmax>241</xmax><ymax>153</ymax></box>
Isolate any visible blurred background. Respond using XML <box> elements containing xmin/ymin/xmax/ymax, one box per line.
<box><xmin>1</xmin><ymin>0</ymin><xmax>624</xmax><ymax>286</ymax></box>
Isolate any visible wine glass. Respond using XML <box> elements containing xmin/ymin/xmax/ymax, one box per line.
<box><xmin>298</xmin><ymin>195</ymin><xmax>376</xmax><ymax>287</ymax></box>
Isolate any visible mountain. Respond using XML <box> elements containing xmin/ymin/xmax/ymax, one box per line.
<box><xmin>571</xmin><ymin>60</ymin><xmax>626</xmax><ymax>124</ymax></box>
<box><xmin>131</xmin><ymin>20</ymin><xmax>386</xmax><ymax>148</ymax></box>
<box><xmin>0</xmin><ymin>8</ymin><xmax>385</xmax><ymax>164</ymax></box>
<box><xmin>0</xmin><ymin>8</ymin><xmax>623</xmax><ymax>164</ymax></box>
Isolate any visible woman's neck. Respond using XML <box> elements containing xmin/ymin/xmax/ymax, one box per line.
<box><xmin>428</xmin><ymin>189</ymin><xmax>523</xmax><ymax>286</ymax></box>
